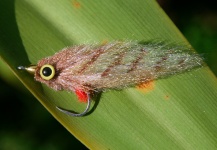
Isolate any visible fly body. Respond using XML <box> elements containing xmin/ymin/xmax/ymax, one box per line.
<box><xmin>18</xmin><ymin>41</ymin><xmax>203</xmax><ymax>117</ymax></box>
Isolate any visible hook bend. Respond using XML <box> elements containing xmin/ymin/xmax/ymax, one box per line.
<box><xmin>56</xmin><ymin>94</ymin><xmax>91</xmax><ymax>117</ymax></box>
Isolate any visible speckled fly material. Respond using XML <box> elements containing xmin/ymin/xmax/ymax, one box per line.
<box><xmin>18</xmin><ymin>41</ymin><xmax>203</xmax><ymax>117</ymax></box>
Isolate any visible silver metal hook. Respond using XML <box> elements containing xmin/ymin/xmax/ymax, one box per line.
<box><xmin>56</xmin><ymin>94</ymin><xmax>91</xmax><ymax>117</ymax></box>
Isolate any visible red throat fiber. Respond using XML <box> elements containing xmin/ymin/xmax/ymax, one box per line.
<box><xmin>75</xmin><ymin>89</ymin><xmax>88</xmax><ymax>103</ymax></box>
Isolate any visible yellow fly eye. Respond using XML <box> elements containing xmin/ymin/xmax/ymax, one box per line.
<box><xmin>40</xmin><ymin>64</ymin><xmax>55</xmax><ymax>80</ymax></box>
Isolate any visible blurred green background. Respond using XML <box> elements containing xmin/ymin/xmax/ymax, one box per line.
<box><xmin>0</xmin><ymin>0</ymin><xmax>216</xmax><ymax>149</ymax></box>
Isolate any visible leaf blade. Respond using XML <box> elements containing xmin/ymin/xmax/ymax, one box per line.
<box><xmin>0</xmin><ymin>0</ymin><xmax>216</xmax><ymax>149</ymax></box>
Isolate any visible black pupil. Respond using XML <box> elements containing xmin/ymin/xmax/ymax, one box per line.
<box><xmin>42</xmin><ymin>67</ymin><xmax>52</xmax><ymax>77</ymax></box>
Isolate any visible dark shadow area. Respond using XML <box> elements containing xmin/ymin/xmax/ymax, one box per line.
<box><xmin>0</xmin><ymin>0</ymin><xmax>29</xmax><ymax>66</ymax></box>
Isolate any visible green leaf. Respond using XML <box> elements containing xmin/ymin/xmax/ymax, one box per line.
<box><xmin>0</xmin><ymin>0</ymin><xmax>217</xmax><ymax>149</ymax></box>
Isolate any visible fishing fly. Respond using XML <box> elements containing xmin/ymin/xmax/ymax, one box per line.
<box><xmin>18</xmin><ymin>41</ymin><xmax>203</xmax><ymax>117</ymax></box>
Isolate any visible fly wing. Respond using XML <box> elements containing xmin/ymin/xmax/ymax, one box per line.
<box><xmin>61</xmin><ymin>41</ymin><xmax>203</xmax><ymax>91</ymax></box>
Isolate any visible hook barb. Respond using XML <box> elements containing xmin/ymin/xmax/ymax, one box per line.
<box><xmin>56</xmin><ymin>94</ymin><xmax>91</xmax><ymax>117</ymax></box>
